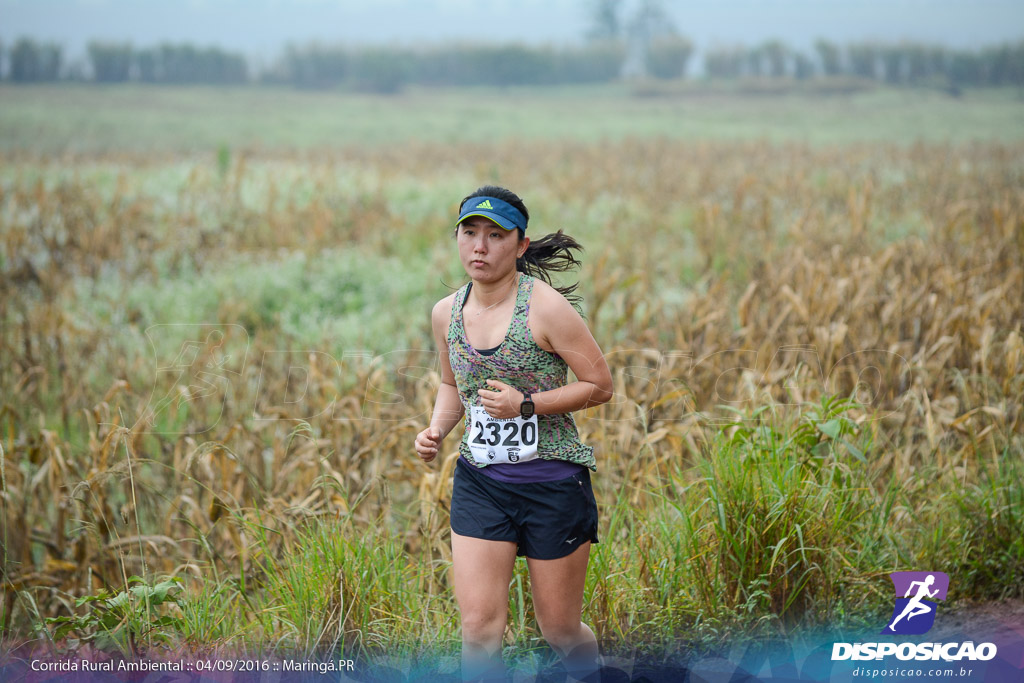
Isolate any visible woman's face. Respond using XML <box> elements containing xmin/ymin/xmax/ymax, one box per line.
<box><xmin>456</xmin><ymin>216</ymin><xmax>527</xmax><ymax>281</ymax></box>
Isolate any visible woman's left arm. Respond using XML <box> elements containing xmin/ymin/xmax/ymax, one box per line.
<box><xmin>477</xmin><ymin>285</ymin><xmax>613</xmax><ymax>418</ymax></box>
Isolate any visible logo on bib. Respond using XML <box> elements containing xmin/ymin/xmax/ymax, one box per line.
<box><xmin>507</xmin><ymin>448</ymin><xmax>520</xmax><ymax>462</ymax></box>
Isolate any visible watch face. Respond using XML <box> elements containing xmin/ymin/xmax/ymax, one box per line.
<box><xmin>521</xmin><ymin>399</ymin><xmax>535</xmax><ymax>418</ymax></box>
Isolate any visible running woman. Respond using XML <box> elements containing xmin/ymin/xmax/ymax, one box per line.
<box><xmin>414</xmin><ymin>186</ymin><xmax>613</xmax><ymax>682</ymax></box>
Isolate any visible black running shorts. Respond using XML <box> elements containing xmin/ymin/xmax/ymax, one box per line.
<box><xmin>450</xmin><ymin>457</ymin><xmax>599</xmax><ymax>560</ymax></box>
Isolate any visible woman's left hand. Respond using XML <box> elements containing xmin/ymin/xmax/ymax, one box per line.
<box><xmin>477</xmin><ymin>379</ymin><xmax>524</xmax><ymax>419</ymax></box>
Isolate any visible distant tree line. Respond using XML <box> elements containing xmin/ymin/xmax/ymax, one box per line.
<box><xmin>702</xmin><ymin>39</ymin><xmax>1024</xmax><ymax>89</ymax></box>
<box><xmin>268</xmin><ymin>42</ymin><xmax>628</xmax><ymax>92</ymax></box>
<box><xmin>2</xmin><ymin>34</ymin><xmax>1023</xmax><ymax>92</ymax></box>
<box><xmin>4</xmin><ymin>37</ymin><xmax>64</xmax><ymax>82</ymax></box>
<box><xmin>2</xmin><ymin>38</ymin><xmax>248</xmax><ymax>84</ymax></box>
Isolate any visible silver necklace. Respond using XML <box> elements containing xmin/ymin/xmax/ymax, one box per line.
<box><xmin>472</xmin><ymin>275</ymin><xmax>518</xmax><ymax>317</ymax></box>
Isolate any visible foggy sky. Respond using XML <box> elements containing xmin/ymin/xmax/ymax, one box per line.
<box><xmin>2</xmin><ymin>0</ymin><xmax>1022</xmax><ymax>62</ymax></box>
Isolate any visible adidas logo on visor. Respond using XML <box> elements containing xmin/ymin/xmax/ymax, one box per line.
<box><xmin>475</xmin><ymin>199</ymin><xmax>494</xmax><ymax>209</ymax></box>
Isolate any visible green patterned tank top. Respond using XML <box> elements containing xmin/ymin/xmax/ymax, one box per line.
<box><xmin>448</xmin><ymin>273</ymin><xmax>596</xmax><ymax>470</ymax></box>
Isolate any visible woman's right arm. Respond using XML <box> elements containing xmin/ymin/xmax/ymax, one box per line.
<box><xmin>415</xmin><ymin>297</ymin><xmax>465</xmax><ymax>463</ymax></box>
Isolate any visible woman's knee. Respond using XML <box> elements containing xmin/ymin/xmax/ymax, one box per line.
<box><xmin>537</xmin><ymin>615</ymin><xmax>583</xmax><ymax>648</ymax></box>
<box><xmin>461</xmin><ymin>609</ymin><xmax>507</xmax><ymax>646</ymax></box>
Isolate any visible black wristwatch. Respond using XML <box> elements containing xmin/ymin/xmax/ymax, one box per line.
<box><xmin>520</xmin><ymin>392</ymin><xmax>535</xmax><ymax>419</ymax></box>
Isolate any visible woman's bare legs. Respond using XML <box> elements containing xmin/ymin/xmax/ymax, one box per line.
<box><xmin>527</xmin><ymin>542</ymin><xmax>599</xmax><ymax>682</ymax></box>
<box><xmin>451</xmin><ymin>531</ymin><xmax>518</xmax><ymax>681</ymax></box>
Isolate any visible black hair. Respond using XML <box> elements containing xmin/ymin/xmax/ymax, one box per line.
<box><xmin>459</xmin><ymin>185</ymin><xmax>585</xmax><ymax>313</ymax></box>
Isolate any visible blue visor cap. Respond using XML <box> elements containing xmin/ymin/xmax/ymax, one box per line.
<box><xmin>456</xmin><ymin>196</ymin><xmax>528</xmax><ymax>233</ymax></box>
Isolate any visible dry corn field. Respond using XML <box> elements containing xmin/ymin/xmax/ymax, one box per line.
<box><xmin>1</xmin><ymin>138</ymin><xmax>1022</xmax><ymax>661</ymax></box>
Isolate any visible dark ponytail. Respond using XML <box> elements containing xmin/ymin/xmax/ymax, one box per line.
<box><xmin>516</xmin><ymin>230</ymin><xmax>584</xmax><ymax>313</ymax></box>
<box><xmin>459</xmin><ymin>185</ymin><xmax>585</xmax><ymax>313</ymax></box>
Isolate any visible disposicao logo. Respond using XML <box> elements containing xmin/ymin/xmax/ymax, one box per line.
<box><xmin>883</xmin><ymin>571</ymin><xmax>948</xmax><ymax>635</ymax></box>
<box><xmin>832</xmin><ymin>570</ymin><xmax>998</xmax><ymax>663</ymax></box>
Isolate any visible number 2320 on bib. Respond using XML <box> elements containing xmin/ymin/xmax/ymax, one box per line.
<box><xmin>469</xmin><ymin>405</ymin><xmax>539</xmax><ymax>464</ymax></box>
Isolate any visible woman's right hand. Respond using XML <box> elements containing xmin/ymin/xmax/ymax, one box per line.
<box><xmin>415</xmin><ymin>426</ymin><xmax>443</xmax><ymax>463</ymax></box>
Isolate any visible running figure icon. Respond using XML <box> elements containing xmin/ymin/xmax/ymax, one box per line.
<box><xmin>882</xmin><ymin>570</ymin><xmax>948</xmax><ymax>635</ymax></box>
<box><xmin>888</xmin><ymin>574</ymin><xmax>939</xmax><ymax>631</ymax></box>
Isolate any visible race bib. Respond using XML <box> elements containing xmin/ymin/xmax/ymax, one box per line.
<box><xmin>468</xmin><ymin>405</ymin><xmax>539</xmax><ymax>464</ymax></box>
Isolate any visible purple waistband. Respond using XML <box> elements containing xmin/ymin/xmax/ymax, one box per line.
<box><xmin>459</xmin><ymin>454</ymin><xmax>585</xmax><ymax>484</ymax></box>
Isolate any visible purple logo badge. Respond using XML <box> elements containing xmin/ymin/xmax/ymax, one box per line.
<box><xmin>882</xmin><ymin>571</ymin><xmax>949</xmax><ymax>635</ymax></box>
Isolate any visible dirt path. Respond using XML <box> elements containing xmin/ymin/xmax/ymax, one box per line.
<box><xmin>929</xmin><ymin>600</ymin><xmax>1024</xmax><ymax>642</ymax></box>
